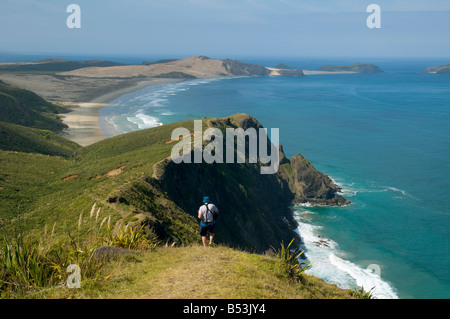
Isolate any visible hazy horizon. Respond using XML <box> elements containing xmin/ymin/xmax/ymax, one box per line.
<box><xmin>1</xmin><ymin>0</ymin><xmax>450</xmax><ymax>60</ymax></box>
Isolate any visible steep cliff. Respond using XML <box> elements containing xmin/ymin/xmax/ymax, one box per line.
<box><xmin>155</xmin><ymin>114</ymin><xmax>349</xmax><ymax>252</ymax></box>
<box><xmin>0</xmin><ymin>111</ymin><xmax>348</xmax><ymax>254</ymax></box>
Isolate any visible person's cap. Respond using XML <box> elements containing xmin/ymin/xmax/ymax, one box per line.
<box><xmin>203</xmin><ymin>196</ymin><xmax>210</xmax><ymax>203</ymax></box>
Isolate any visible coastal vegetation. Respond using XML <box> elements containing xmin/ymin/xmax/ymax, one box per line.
<box><xmin>0</xmin><ymin>81</ymin><xmax>68</xmax><ymax>132</ymax></box>
<box><xmin>0</xmin><ymin>60</ymin><xmax>124</xmax><ymax>74</ymax></box>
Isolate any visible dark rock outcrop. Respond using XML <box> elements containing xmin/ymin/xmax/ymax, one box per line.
<box><xmin>222</xmin><ymin>59</ymin><xmax>271</xmax><ymax>76</ymax></box>
<box><xmin>101</xmin><ymin>113</ymin><xmax>349</xmax><ymax>253</ymax></box>
<box><xmin>157</xmin><ymin>113</ymin><xmax>349</xmax><ymax>252</ymax></box>
<box><xmin>275</xmin><ymin>69</ymin><xmax>304</xmax><ymax>77</ymax></box>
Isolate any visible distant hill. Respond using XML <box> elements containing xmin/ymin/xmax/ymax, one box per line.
<box><xmin>422</xmin><ymin>65</ymin><xmax>450</xmax><ymax>74</ymax></box>
<box><xmin>0</xmin><ymin>82</ymin><xmax>79</xmax><ymax>155</ymax></box>
<box><xmin>319</xmin><ymin>63</ymin><xmax>384</xmax><ymax>73</ymax></box>
<box><xmin>221</xmin><ymin>59</ymin><xmax>271</xmax><ymax>76</ymax></box>
<box><xmin>275</xmin><ymin>63</ymin><xmax>291</xmax><ymax>69</ymax></box>
<box><xmin>154</xmin><ymin>71</ymin><xmax>197</xmax><ymax>79</ymax></box>
<box><xmin>59</xmin><ymin>56</ymin><xmax>274</xmax><ymax>78</ymax></box>
<box><xmin>0</xmin><ymin>122</ymin><xmax>80</xmax><ymax>157</ymax></box>
<box><xmin>0</xmin><ymin>82</ymin><xmax>68</xmax><ymax>132</ymax></box>
<box><xmin>0</xmin><ymin>60</ymin><xmax>124</xmax><ymax>73</ymax></box>
<box><xmin>142</xmin><ymin>59</ymin><xmax>180</xmax><ymax>65</ymax></box>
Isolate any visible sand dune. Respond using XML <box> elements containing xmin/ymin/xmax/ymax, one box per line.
<box><xmin>60</xmin><ymin>56</ymin><xmax>230</xmax><ymax>79</ymax></box>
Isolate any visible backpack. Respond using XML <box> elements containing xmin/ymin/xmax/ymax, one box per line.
<box><xmin>202</xmin><ymin>203</ymin><xmax>218</xmax><ymax>225</ymax></box>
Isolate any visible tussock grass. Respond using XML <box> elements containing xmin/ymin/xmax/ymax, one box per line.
<box><xmin>0</xmin><ymin>202</ymin><xmax>159</xmax><ymax>298</ymax></box>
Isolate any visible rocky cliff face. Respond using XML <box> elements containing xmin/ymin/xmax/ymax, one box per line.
<box><xmin>156</xmin><ymin>114</ymin><xmax>349</xmax><ymax>252</ymax></box>
<box><xmin>222</xmin><ymin>59</ymin><xmax>272</xmax><ymax>76</ymax></box>
<box><xmin>105</xmin><ymin>113</ymin><xmax>348</xmax><ymax>252</ymax></box>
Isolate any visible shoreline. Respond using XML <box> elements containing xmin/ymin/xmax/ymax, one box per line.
<box><xmin>58</xmin><ymin>70</ymin><xmax>357</xmax><ymax>147</ymax></box>
<box><xmin>58</xmin><ymin>78</ymin><xmax>182</xmax><ymax>146</ymax></box>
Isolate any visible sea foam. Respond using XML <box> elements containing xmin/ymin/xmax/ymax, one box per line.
<box><xmin>294</xmin><ymin>207</ymin><xmax>399</xmax><ymax>299</ymax></box>
<box><xmin>101</xmin><ymin>78</ymin><xmax>225</xmax><ymax>136</ymax></box>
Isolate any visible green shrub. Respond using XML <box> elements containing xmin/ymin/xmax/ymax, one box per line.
<box><xmin>272</xmin><ymin>238</ymin><xmax>312</xmax><ymax>281</ymax></box>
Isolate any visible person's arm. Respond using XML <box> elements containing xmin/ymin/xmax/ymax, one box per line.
<box><xmin>198</xmin><ymin>208</ymin><xmax>203</xmax><ymax>219</ymax></box>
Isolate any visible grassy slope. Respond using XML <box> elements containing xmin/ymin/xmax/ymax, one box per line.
<box><xmin>38</xmin><ymin>245</ymin><xmax>358</xmax><ymax>299</ymax></box>
<box><xmin>0</xmin><ymin>119</ymin><xmax>197</xmax><ymax>235</ymax></box>
<box><xmin>0</xmin><ymin>82</ymin><xmax>68</xmax><ymax>132</ymax></box>
<box><xmin>0</xmin><ymin>60</ymin><xmax>124</xmax><ymax>74</ymax></box>
<box><xmin>0</xmin><ymin>122</ymin><xmax>80</xmax><ymax>157</ymax></box>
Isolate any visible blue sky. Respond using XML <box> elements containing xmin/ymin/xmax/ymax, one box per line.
<box><xmin>1</xmin><ymin>0</ymin><xmax>449</xmax><ymax>59</ymax></box>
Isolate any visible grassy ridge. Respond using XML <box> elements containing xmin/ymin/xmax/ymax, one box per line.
<box><xmin>0</xmin><ymin>122</ymin><xmax>80</xmax><ymax>157</ymax></box>
<box><xmin>0</xmin><ymin>60</ymin><xmax>124</xmax><ymax>74</ymax></box>
<box><xmin>0</xmin><ymin>81</ymin><xmax>69</xmax><ymax>134</ymax></box>
<box><xmin>0</xmin><ymin>120</ymin><xmax>198</xmax><ymax>238</ymax></box>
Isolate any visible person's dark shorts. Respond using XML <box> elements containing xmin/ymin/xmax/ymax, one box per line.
<box><xmin>199</xmin><ymin>222</ymin><xmax>215</xmax><ymax>236</ymax></box>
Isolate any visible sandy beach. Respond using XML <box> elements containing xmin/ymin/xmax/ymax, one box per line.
<box><xmin>57</xmin><ymin>78</ymin><xmax>181</xmax><ymax>146</ymax></box>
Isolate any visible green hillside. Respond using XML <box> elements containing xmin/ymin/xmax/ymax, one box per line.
<box><xmin>0</xmin><ymin>81</ymin><xmax>68</xmax><ymax>132</ymax></box>
<box><xmin>0</xmin><ymin>81</ymin><xmax>78</xmax><ymax>157</ymax></box>
<box><xmin>0</xmin><ymin>60</ymin><xmax>124</xmax><ymax>74</ymax></box>
<box><xmin>0</xmin><ymin>122</ymin><xmax>80</xmax><ymax>157</ymax></box>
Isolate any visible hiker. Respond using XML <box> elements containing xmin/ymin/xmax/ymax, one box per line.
<box><xmin>198</xmin><ymin>196</ymin><xmax>219</xmax><ymax>247</ymax></box>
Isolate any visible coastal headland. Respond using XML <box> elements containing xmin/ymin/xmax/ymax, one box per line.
<box><xmin>0</xmin><ymin>56</ymin><xmax>382</xmax><ymax>146</ymax></box>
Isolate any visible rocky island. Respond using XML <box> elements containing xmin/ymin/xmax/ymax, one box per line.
<box><xmin>422</xmin><ymin>65</ymin><xmax>450</xmax><ymax>74</ymax></box>
<box><xmin>318</xmin><ymin>63</ymin><xmax>384</xmax><ymax>73</ymax></box>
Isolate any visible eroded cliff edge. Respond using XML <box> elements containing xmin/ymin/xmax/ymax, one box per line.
<box><xmin>154</xmin><ymin>113</ymin><xmax>349</xmax><ymax>252</ymax></box>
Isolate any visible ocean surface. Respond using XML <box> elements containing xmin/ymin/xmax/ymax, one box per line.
<box><xmin>97</xmin><ymin>58</ymin><xmax>450</xmax><ymax>299</ymax></box>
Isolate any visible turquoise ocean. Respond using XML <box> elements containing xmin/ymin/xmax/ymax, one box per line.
<box><xmin>98</xmin><ymin>58</ymin><xmax>450</xmax><ymax>299</ymax></box>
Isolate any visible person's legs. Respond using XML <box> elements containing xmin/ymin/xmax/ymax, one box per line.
<box><xmin>200</xmin><ymin>225</ymin><xmax>207</xmax><ymax>248</ymax></box>
<box><xmin>208</xmin><ymin>223</ymin><xmax>215</xmax><ymax>246</ymax></box>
